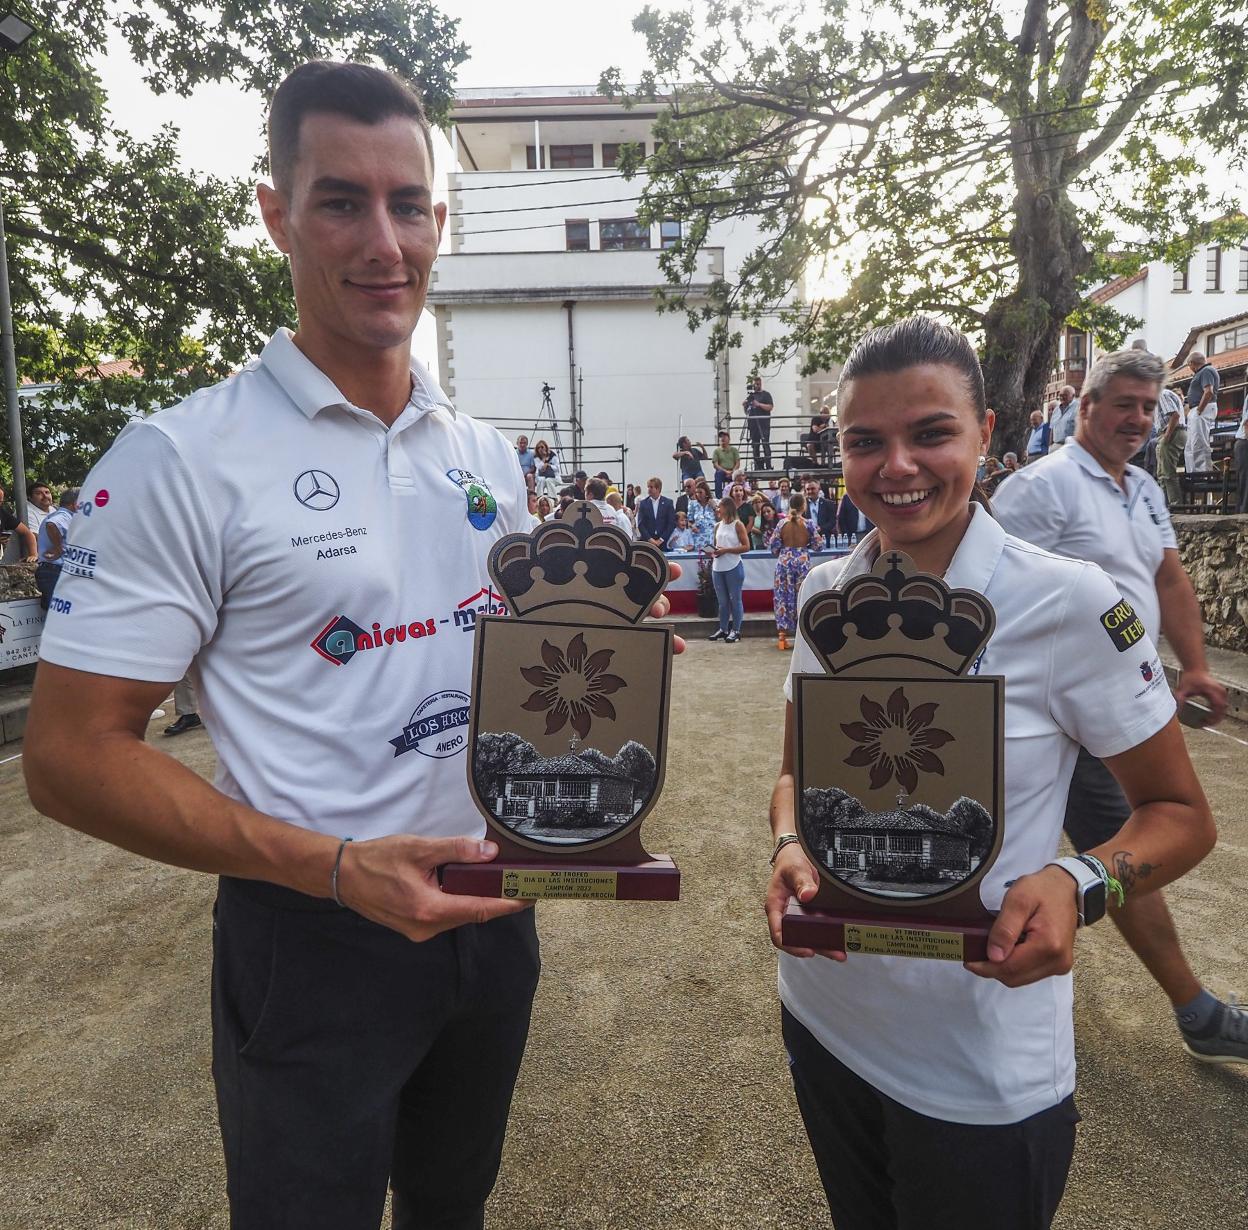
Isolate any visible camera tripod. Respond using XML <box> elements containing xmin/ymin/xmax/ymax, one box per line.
<box><xmin>532</xmin><ymin>381</ymin><xmax>568</xmax><ymax>462</ymax></box>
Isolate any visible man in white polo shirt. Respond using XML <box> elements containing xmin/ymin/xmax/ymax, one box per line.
<box><xmin>24</xmin><ymin>62</ymin><xmax>595</xmax><ymax>1228</ymax></box>
<box><xmin>994</xmin><ymin>348</ymin><xmax>1245</xmax><ymax>1066</ymax></box>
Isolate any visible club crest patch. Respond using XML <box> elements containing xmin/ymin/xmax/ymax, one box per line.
<box><xmin>446</xmin><ymin>468</ymin><xmax>497</xmax><ymax>531</ymax></box>
<box><xmin>1100</xmin><ymin>599</ymin><xmax>1146</xmax><ymax>653</ymax></box>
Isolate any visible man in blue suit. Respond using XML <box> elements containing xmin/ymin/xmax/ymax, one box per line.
<box><xmin>636</xmin><ymin>476</ymin><xmax>676</xmax><ymax>547</ymax></box>
<box><xmin>837</xmin><ymin>489</ymin><xmax>873</xmax><ymax>542</ymax></box>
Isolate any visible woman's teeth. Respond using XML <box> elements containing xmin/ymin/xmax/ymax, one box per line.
<box><xmin>879</xmin><ymin>489</ymin><xmax>934</xmax><ymax>506</ymax></box>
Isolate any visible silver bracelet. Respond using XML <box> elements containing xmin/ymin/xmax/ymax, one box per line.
<box><xmin>331</xmin><ymin>836</ymin><xmax>354</xmax><ymax>907</ymax></box>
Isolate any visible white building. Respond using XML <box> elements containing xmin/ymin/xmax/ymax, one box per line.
<box><xmin>428</xmin><ymin>86</ymin><xmax>815</xmax><ymax>489</ymax></box>
<box><xmin>1052</xmin><ymin>242</ymin><xmax>1248</xmax><ymax>393</ymax></box>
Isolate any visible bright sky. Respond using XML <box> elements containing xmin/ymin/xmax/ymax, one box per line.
<box><xmin>98</xmin><ymin>0</ymin><xmax>676</xmax><ymax>184</ymax></box>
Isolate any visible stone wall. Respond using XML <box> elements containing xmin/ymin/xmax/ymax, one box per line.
<box><xmin>1173</xmin><ymin>515</ymin><xmax>1248</xmax><ymax>653</ymax></box>
<box><xmin>0</xmin><ymin>563</ymin><xmax>39</xmax><ymax>602</ymax></box>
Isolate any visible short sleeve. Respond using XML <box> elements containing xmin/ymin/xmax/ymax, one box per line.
<box><xmin>1047</xmin><ymin>563</ymin><xmax>1175</xmax><ymax>759</ymax></box>
<box><xmin>37</xmin><ymin>422</ymin><xmax>223</xmax><ymax>683</ymax></box>
<box><xmin>991</xmin><ymin>468</ymin><xmax>1065</xmax><ymax>552</ymax></box>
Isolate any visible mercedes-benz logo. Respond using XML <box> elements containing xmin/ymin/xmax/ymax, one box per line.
<box><xmin>294</xmin><ymin>469</ymin><xmax>340</xmax><ymax>511</ymax></box>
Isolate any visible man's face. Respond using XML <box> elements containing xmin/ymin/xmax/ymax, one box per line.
<box><xmin>1189</xmin><ymin>354</ymin><xmax>1206</xmax><ymax>371</ymax></box>
<box><xmin>803</xmin><ymin>482</ymin><xmax>820</xmax><ymax>503</ymax></box>
<box><xmin>683</xmin><ymin>479</ymin><xmax>696</xmax><ymax>495</ymax></box>
<box><xmin>719</xmin><ymin>433</ymin><xmax>730</xmax><ymax>446</ymax></box>
<box><xmin>647</xmin><ymin>481</ymin><xmax>661</xmax><ymax>499</ymax></box>
<box><xmin>517</xmin><ymin>436</ymin><xmax>528</xmax><ymax>452</ymax></box>
<box><xmin>30</xmin><ymin>485</ymin><xmax>52</xmax><ymax>511</ymax></box>
<box><xmin>257</xmin><ymin>113</ymin><xmax>446</xmax><ymax>359</ymax></box>
<box><xmin>779</xmin><ymin>480</ymin><xmax>790</xmax><ymax>495</ymax></box>
<box><xmin>1078</xmin><ymin>376</ymin><xmax>1157</xmax><ymax>468</ymax></box>
<box><xmin>753</xmin><ymin>378</ymin><xmax>763</xmax><ymax>391</ymax></box>
<box><xmin>1030</xmin><ymin>410</ymin><xmax>1043</xmax><ymax>427</ymax></box>
<box><xmin>1061</xmin><ymin>386</ymin><xmax>1075</xmax><ymax>403</ymax></box>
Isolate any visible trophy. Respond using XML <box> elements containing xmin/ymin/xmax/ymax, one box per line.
<box><xmin>782</xmin><ymin>550</ymin><xmax>1003</xmax><ymax>960</ymax></box>
<box><xmin>441</xmin><ymin>501</ymin><xmax>680</xmax><ymax>901</ymax></box>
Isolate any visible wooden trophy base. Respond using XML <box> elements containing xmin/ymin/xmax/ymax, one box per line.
<box><xmin>441</xmin><ymin>856</ymin><xmax>680</xmax><ymax>901</ymax></box>
<box><xmin>782</xmin><ymin>900</ymin><xmax>991</xmax><ymax>961</ymax></box>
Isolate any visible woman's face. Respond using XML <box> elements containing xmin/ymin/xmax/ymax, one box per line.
<box><xmin>730</xmin><ymin>483</ymin><xmax>746</xmax><ymax>502</ymax></box>
<box><xmin>839</xmin><ymin>363</ymin><xmax>993</xmax><ymax>560</ymax></box>
<box><xmin>695</xmin><ymin>485</ymin><xmax>710</xmax><ymax>504</ymax></box>
<box><xmin>535</xmin><ymin>442</ymin><xmax>548</xmax><ymax>458</ymax></box>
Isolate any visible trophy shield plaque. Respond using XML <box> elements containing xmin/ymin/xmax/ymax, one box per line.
<box><xmin>782</xmin><ymin>549</ymin><xmax>1003</xmax><ymax>960</ymax></box>
<box><xmin>441</xmin><ymin>501</ymin><xmax>680</xmax><ymax>901</ymax></box>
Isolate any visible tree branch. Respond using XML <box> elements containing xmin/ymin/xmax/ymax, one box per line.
<box><xmin>1063</xmin><ymin>72</ymin><xmax>1182</xmax><ymax>181</ymax></box>
<box><xmin>4</xmin><ymin>218</ymin><xmax>196</xmax><ymax>289</ymax></box>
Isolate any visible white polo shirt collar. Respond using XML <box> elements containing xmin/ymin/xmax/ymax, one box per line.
<box><xmin>259</xmin><ymin>327</ymin><xmax>456</xmax><ymax>425</ymax></box>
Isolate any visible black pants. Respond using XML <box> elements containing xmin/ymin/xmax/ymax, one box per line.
<box><xmin>211</xmin><ymin>876</ymin><xmax>540</xmax><ymax>1230</ymax></box>
<box><xmin>747</xmin><ymin>414</ymin><xmax>772</xmax><ymax>469</ymax></box>
<box><xmin>782</xmin><ymin>1008</ymin><xmax>1078</xmax><ymax>1230</ymax></box>
<box><xmin>1235</xmin><ymin>438</ymin><xmax>1248</xmax><ymax>515</ymax></box>
<box><xmin>1062</xmin><ymin>746</ymin><xmax>1131</xmax><ymax>852</ymax></box>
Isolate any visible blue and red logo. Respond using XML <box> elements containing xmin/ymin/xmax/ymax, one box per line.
<box><xmin>311</xmin><ymin>612</ymin><xmax>437</xmax><ymax>666</ymax></box>
<box><xmin>1140</xmin><ymin>660</ymin><xmax>1154</xmax><ymax>682</ymax></box>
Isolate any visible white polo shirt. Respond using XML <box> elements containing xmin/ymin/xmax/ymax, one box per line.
<box><xmin>991</xmin><ymin>438</ymin><xmax>1176</xmax><ymax>641</ymax></box>
<box><xmin>39</xmin><ymin>329</ymin><xmax>529</xmax><ymax>843</ymax></box>
<box><xmin>781</xmin><ymin>506</ymin><xmax>1175</xmax><ymax>1125</ymax></box>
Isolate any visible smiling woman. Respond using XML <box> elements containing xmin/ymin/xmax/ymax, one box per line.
<box><xmin>765</xmin><ymin>316</ymin><xmax>1216</xmax><ymax>1230</ymax></box>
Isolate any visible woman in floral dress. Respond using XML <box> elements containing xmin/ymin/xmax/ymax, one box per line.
<box><xmin>687</xmin><ymin>479</ymin><xmax>718</xmax><ymax>551</ymax></box>
<box><xmin>768</xmin><ymin>493</ymin><xmax>822</xmax><ymax>650</ymax></box>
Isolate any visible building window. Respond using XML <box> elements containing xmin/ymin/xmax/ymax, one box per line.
<box><xmin>1066</xmin><ymin>332</ymin><xmax>1086</xmax><ymax>370</ymax></box>
<box><xmin>1239</xmin><ymin>245</ymin><xmax>1248</xmax><ymax>292</ymax></box>
<box><xmin>565</xmin><ymin>220</ymin><xmax>590</xmax><ymax>252</ymax></box>
<box><xmin>660</xmin><ymin>219</ymin><xmax>682</xmax><ymax>249</ymax></box>
<box><xmin>603</xmin><ymin>141</ymin><xmax>644</xmax><ymax>168</ymax></box>
<box><xmin>549</xmin><ymin>144</ymin><xmax>594</xmax><ymax>169</ymax></box>
<box><xmin>1173</xmin><ymin>260</ymin><xmax>1189</xmax><ymax>292</ymax></box>
<box><xmin>600</xmin><ymin>218</ymin><xmax>650</xmax><ymax>251</ymax></box>
<box><xmin>1207</xmin><ymin>246</ymin><xmax>1222</xmax><ymax>292</ymax></box>
<box><xmin>525</xmin><ymin>145</ymin><xmax>546</xmax><ymax>170</ymax></box>
<box><xmin>1208</xmin><ymin>324</ymin><xmax>1248</xmax><ymax>355</ymax></box>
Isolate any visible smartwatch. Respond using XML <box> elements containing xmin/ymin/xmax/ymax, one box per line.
<box><xmin>1047</xmin><ymin>855</ymin><xmax>1107</xmax><ymax>927</ymax></box>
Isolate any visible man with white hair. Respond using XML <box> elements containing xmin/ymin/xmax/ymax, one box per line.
<box><xmin>1050</xmin><ymin>385</ymin><xmax>1079</xmax><ymax>450</ymax></box>
<box><xmin>1182</xmin><ymin>351</ymin><xmax>1219</xmax><ymax>474</ymax></box>
<box><xmin>995</xmin><ymin>348</ymin><xmax>1244</xmax><ymax>1065</ymax></box>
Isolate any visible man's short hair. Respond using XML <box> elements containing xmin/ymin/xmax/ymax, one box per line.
<box><xmin>59</xmin><ymin>487</ymin><xmax>80</xmax><ymax>508</ymax></box>
<box><xmin>1083</xmin><ymin>348</ymin><xmax>1167</xmax><ymax>401</ymax></box>
<box><xmin>27</xmin><ymin>482</ymin><xmax>50</xmax><ymax>497</ymax></box>
<box><xmin>1186</xmin><ymin>350</ymin><xmax>1206</xmax><ymax>366</ymax></box>
<box><xmin>647</xmin><ymin>477</ymin><xmax>661</xmax><ymax>490</ymax></box>
<box><xmin>268</xmin><ymin>61</ymin><xmax>434</xmax><ymax>193</ymax></box>
<box><xmin>586</xmin><ymin>477</ymin><xmax>608</xmax><ymax>500</ymax></box>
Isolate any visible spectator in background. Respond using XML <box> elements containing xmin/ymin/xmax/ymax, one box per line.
<box><xmin>711</xmin><ymin>430</ymin><xmax>740</xmax><ymax>498</ymax></box>
<box><xmin>605</xmin><ymin>489</ymin><xmax>635</xmax><ymax>537</ymax></box>
<box><xmin>744</xmin><ymin>376</ymin><xmax>774</xmax><ymax>469</ymax></box>
<box><xmin>801</xmin><ymin>408</ymin><xmax>831</xmax><ymax>463</ymax></box>
<box><xmin>164</xmin><ymin>675</ymin><xmax>203</xmax><ymax>736</ymax></box>
<box><xmin>728</xmin><ymin>480</ymin><xmax>750</xmax><ymax>512</ymax></box>
<box><xmin>535</xmin><ymin>495</ymin><xmax>554</xmax><ymax>522</ymax></box>
<box><xmin>981</xmin><ymin>456</ymin><xmax>1007</xmax><ymax>495</ymax></box>
<box><xmin>802</xmin><ymin>479</ymin><xmax>838</xmax><ymax>542</ymax></box>
<box><xmin>1155</xmin><ymin>385</ymin><xmax>1186</xmax><ymax>506</ymax></box>
<box><xmin>753</xmin><ymin>501</ymin><xmax>779</xmax><ymax>549</ymax></box>
<box><xmin>587</xmin><ymin>477</ymin><xmax>632</xmax><ymax>535</ymax></box>
<box><xmin>515</xmin><ymin>435</ymin><xmax>536</xmax><ymax>490</ymax></box>
<box><xmin>572</xmin><ymin>470</ymin><xmax>588</xmax><ymax>500</ymax></box>
<box><xmin>1025</xmin><ymin>408</ymin><xmax>1050</xmax><ymax>462</ymax></box>
<box><xmin>836</xmin><ymin>488</ymin><xmax>873</xmax><ymax>542</ymax></box>
<box><xmin>532</xmin><ymin>439</ymin><xmax>560</xmax><ymax>497</ymax></box>
<box><xmin>770</xmin><ymin>477</ymin><xmax>792</xmax><ymax>513</ymax></box>
<box><xmin>1050</xmin><ymin>386</ymin><xmax>1079</xmax><ymax>450</ymax></box>
<box><xmin>769</xmin><ymin>492</ymin><xmax>822</xmax><ymax>651</ymax></box>
<box><xmin>708</xmin><ymin>495</ymin><xmax>750</xmax><ymax>643</ymax></box>
<box><xmin>34</xmin><ymin>487</ymin><xmax>79</xmax><ymax>610</ymax></box>
<box><xmin>526</xmin><ymin>489</ymin><xmax>541</xmax><ymax>528</ymax></box>
<box><xmin>667</xmin><ymin>510</ymin><xmax>696</xmax><ymax>551</ymax></box>
<box><xmin>0</xmin><ymin>486</ymin><xmax>37</xmax><ymax>563</ymax></box>
<box><xmin>687</xmin><ymin>479</ymin><xmax>717</xmax><ymax>550</ymax></box>
<box><xmin>675</xmin><ymin>477</ymin><xmax>697</xmax><ymax>515</ymax></box>
<box><xmin>1183</xmin><ymin>351</ymin><xmax>1219</xmax><ymax>474</ymax></box>
<box><xmin>673</xmin><ymin>436</ymin><xmax>709</xmax><ymax>484</ymax></box>
<box><xmin>999</xmin><ymin>451</ymin><xmax>1020</xmax><ymax>480</ymax></box>
<box><xmin>26</xmin><ymin>482</ymin><xmax>54</xmax><ymax>535</ymax></box>
<box><xmin>625</xmin><ymin>483</ymin><xmax>638</xmax><ymax>511</ymax></box>
<box><xmin>636</xmin><ymin>477</ymin><xmax>675</xmax><ymax>548</ymax></box>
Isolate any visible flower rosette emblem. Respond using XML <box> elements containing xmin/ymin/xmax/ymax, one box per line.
<box><xmin>841</xmin><ymin>686</ymin><xmax>954</xmax><ymax>795</ymax></box>
<box><xmin>520</xmin><ymin>633</ymin><xmax>627</xmax><ymax>740</ymax></box>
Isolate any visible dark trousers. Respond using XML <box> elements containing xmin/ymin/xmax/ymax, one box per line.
<box><xmin>1235</xmin><ymin>438</ymin><xmax>1248</xmax><ymax>514</ymax></box>
<box><xmin>34</xmin><ymin>561</ymin><xmax>60</xmax><ymax>611</ymax></box>
<box><xmin>747</xmin><ymin>414</ymin><xmax>772</xmax><ymax>469</ymax></box>
<box><xmin>211</xmin><ymin>876</ymin><xmax>540</xmax><ymax>1230</ymax></box>
<box><xmin>782</xmin><ymin>1008</ymin><xmax>1078</xmax><ymax>1230</ymax></box>
<box><xmin>1062</xmin><ymin>746</ymin><xmax>1131</xmax><ymax>852</ymax></box>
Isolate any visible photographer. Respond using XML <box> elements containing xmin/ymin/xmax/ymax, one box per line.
<box><xmin>744</xmin><ymin>376</ymin><xmax>774</xmax><ymax>469</ymax></box>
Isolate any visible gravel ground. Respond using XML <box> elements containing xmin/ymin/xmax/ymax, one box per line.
<box><xmin>1</xmin><ymin>641</ymin><xmax>1246</xmax><ymax>1229</ymax></box>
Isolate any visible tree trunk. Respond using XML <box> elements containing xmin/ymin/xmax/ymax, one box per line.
<box><xmin>982</xmin><ymin>174</ymin><xmax>1092</xmax><ymax>458</ymax></box>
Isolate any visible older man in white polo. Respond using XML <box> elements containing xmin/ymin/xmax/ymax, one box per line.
<box><xmin>994</xmin><ymin>347</ymin><xmax>1244</xmax><ymax>1065</ymax></box>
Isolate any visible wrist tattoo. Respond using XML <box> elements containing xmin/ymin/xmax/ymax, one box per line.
<box><xmin>1111</xmin><ymin>849</ymin><xmax>1159</xmax><ymax>895</ymax></box>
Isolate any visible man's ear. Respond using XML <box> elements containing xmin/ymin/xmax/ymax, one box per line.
<box><xmin>257</xmin><ymin>182</ymin><xmax>292</xmax><ymax>255</ymax></box>
<box><xmin>434</xmin><ymin>200</ymin><xmax>448</xmax><ymax>246</ymax></box>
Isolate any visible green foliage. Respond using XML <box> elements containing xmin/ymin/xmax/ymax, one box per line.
<box><xmin>1</xmin><ymin>0</ymin><xmax>466</xmax><ymax>485</ymax></box>
<box><xmin>604</xmin><ymin>0</ymin><xmax>1248</xmax><ymax>447</ymax></box>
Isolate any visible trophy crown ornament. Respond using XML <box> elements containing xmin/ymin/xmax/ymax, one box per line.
<box><xmin>801</xmin><ymin>550</ymin><xmax>994</xmax><ymax>677</ymax></box>
<box><xmin>490</xmin><ymin>501</ymin><xmax>668</xmax><ymax>626</ymax></box>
